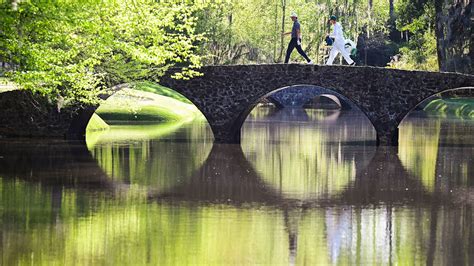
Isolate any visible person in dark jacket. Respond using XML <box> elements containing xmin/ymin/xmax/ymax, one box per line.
<box><xmin>282</xmin><ymin>12</ymin><xmax>313</xmax><ymax>64</ymax></box>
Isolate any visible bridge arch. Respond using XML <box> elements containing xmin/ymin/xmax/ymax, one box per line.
<box><xmin>235</xmin><ymin>84</ymin><xmax>377</xmax><ymax>142</ymax></box>
<box><xmin>264</xmin><ymin>85</ymin><xmax>354</xmax><ymax>110</ymax></box>
<box><xmin>387</xmin><ymin>87</ymin><xmax>474</xmax><ymax>145</ymax></box>
<box><xmin>398</xmin><ymin>87</ymin><xmax>474</xmax><ymax>123</ymax></box>
<box><xmin>67</xmin><ymin>82</ymin><xmax>213</xmax><ymax>139</ymax></box>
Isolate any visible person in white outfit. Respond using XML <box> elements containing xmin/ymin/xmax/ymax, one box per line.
<box><xmin>326</xmin><ymin>15</ymin><xmax>355</xmax><ymax>66</ymax></box>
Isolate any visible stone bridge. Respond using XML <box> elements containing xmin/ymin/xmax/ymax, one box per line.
<box><xmin>155</xmin><ymin>65</ymin><xmax>473</xmax><ymax>145</ymax></box>
<box><xmin>1</xmin><ymin>64</ymin><xmax>474</xmax><ymax>145</ymax></box>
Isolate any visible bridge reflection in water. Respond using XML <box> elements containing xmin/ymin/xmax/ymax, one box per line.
<box><xmin>0</xmin><ymin>106</ymin><xmax>472</xmax><ymax>265</ymax></box>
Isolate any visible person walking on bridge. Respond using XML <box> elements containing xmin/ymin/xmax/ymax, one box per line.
<box><xmin>326</xmin><ymin>15</ymin><xmax>355</xmax><ymax>66</ymax></box>
<box><xmin>282</xmin><ymin>12</ymin><xmax>313</xmax><ymax>64</ymax></box>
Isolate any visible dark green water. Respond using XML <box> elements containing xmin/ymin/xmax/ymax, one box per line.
<box><xmin>0</xmin><ymin>106</ymin><xmax>472</xmax><ymax>265</ymax></box>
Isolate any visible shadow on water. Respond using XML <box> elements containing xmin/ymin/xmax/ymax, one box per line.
<box><xmin>148</xmin><ymin>141</ymin><xmax>472</xmax><ymax>208</ymax></box>
<box><xmin>0</xmin><ymin>139</ymin><xmax>112</xmax><ymax>189</ymax></box>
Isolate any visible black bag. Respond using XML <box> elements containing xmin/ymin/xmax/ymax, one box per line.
<box><xmin>325</xmin><ymin>36</ymin><xmax>334</xmax><ymax>46</ymax></box>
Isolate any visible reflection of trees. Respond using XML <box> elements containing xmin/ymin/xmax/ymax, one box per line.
<box><xmin>242</xmin><ymin>107</ymin><xmax>376</xmax><ymax>200</ymax></box>
<box><xmin>3</xmin><ymin>187</ymin><xmax>470</xmax><ymax>265</ymax></box>
<box><xmin>399</xmin><ymin>116</ymin><xmax>441</xmax><ymax>191</ymax></box>
<box><xmin>1</xmin><ymin>197</ymin><xmax>295</xmax><ymax>265</ymax></box>
<box><xmin>399</xmin><ymin>113</ymin><xmax>474</xmax><ymax>192</ymax></box>
<box><xmin>0</xmin><ymin>140</ymin><xmax>113</xmax><ymax>189</ymax></box>
<box><xmin>86</xmin><ymin>121</ymin><xmax>213</xmax><ymax>191</ymax></box>
<box><xmin>245</xmin><ymin>105</ymin><xmax>280</xmax><ymax>120</ymax></box>
<box><xmin>290</xmin><ymin>205</ymin><xmax>472</xmax><ymax>265</ymax></box>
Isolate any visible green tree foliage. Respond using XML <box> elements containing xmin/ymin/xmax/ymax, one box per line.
<box><xmin>0</xmin><ymin>0</ymin><xmax>204</xmax><ymax>104</ymax></box>
<box><xmin>195</xmin><ymin>0</ymin><xmax>390</xmax><ymax>65</ymax></box>
<box><xmin>194</xmin><ymin>0</ymin><xmax>443</xmax><ymax>71</ymax></box>
<box><xmin>390</xmin><ymin>0</ymin><xmax>439</xmax><ymax>71</ymax></box>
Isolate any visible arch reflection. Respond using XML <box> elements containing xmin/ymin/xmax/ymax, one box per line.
<box><xmin>86</xmin><ymin>120</ymin><xmax>213</xmax><ymax>191</ymax></box>
<box><xmin>241</xmin><ymin>106</ymin><xmax>377</xmax><ymax>200</ymax></box>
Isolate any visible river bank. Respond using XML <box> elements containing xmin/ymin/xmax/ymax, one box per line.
<box><xmin>424</xmin><ymin>98</ymin><xmax>474</xmax><ymax>119</ymax></box>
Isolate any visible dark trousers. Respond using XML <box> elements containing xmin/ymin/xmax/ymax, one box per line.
<box><xmin>284</xmin><ymin>38</ymin><xmax>311</xmax><ymax>63</ymax></box>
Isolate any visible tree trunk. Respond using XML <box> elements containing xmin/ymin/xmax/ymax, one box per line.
<box><xmin>435</xmin><ymin>0</ymin><xmax>473</xmax><ymax>74</ymax></box>
<box><xmin>278</xmin><ymin>0</ymin><xmax>286</xmax><ymax>62</ymax></box>
<box><xmin>274</xmin><ymin>2</ymin><xmax>278</xmax><ymax>62</ymax></box>
<box><xmin>367</xmin><ymin>0</ymin><xmax>373</xmax><ymax>38</ymax></box>
<box><xmin>389</xmin><ymin>0</ymin><xmax>395</xmax><ymax>21</ymax></box>
<box><xmin>228</xmin><ymin>9</ymin><xmax>233</xmax><ymax>63</ymax></box>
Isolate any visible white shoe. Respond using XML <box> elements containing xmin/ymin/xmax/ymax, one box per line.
<box><xmin>307</xmin><ymin>60</ymin><xmax>314</xmax><ymax>65</ymax></box>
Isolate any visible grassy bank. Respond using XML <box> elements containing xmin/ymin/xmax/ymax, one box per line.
<box><xmin>86</xmin><ymin>82</ymin><xmax>202</xmax><ymax>132</ymax></box>
<box><xmin>424</xmin><ymin>98</ymin><xmax>474</xmax><ymax>119</ymax></box>
<box><xmin>86</xmin><ymin>121</ymin><xmax>186</xmax><ymax>148</ymax></box>
<box><xmin>86</xmin><ymin>114</ymin><xmax>110</xmax><ymax>132</ymax></box>
<box><xmin>95</xmin><ymin>84</ymin><xmax>202</xmax><ymax>124</ymax></box>
<box><xmin>132</xmin><ymin>81</ymin><xmax>192</xmax><ymax>104</ymax></box>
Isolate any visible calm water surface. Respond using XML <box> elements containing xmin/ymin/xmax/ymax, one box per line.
<box><xmin>0</xmin><ymin>106</ymin><xmax>472</xmax><ymax>265</ymax></box>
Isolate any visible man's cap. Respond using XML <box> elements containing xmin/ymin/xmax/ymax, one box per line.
<box><xmin>290</xmin><ymin>11</ymin><xmax>297</xmax><ymax>17</ymax></box>
<box><xmin>329</xmin><ymin>15</ymin><xmax>337</xmax><ymax>21</ymax></box>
